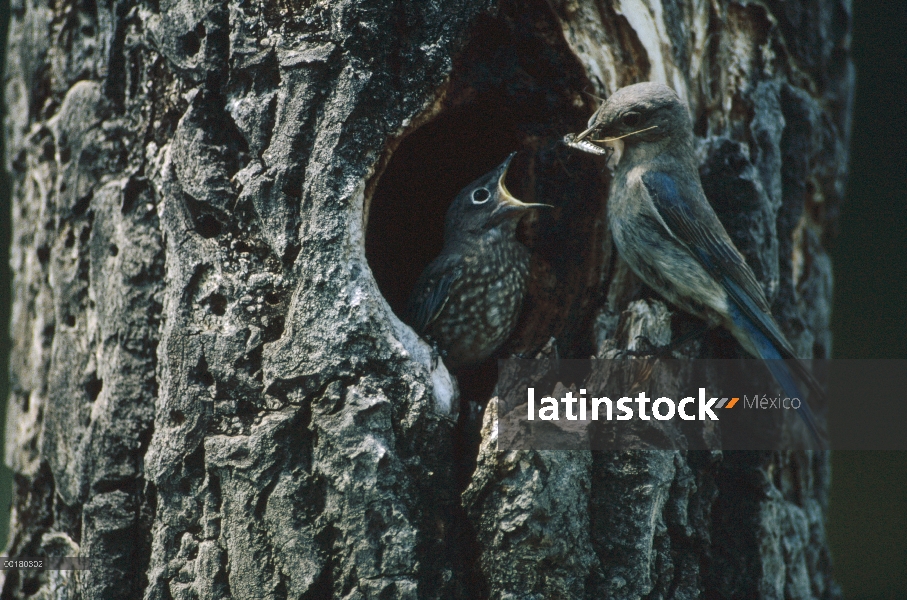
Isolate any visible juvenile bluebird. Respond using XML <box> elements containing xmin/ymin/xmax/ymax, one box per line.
<box><xmin>566</xmin><ymin>82</ymin><xmax>824</xmax><ymax>445</ymax></box>
<box><xmin>407</xmin><ymin>154</ymin><xmax>547</xmax><ymax>371</ymax></box>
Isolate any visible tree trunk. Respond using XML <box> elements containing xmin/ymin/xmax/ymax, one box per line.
<box><xmin>2</xmin><ymin>0</ymin><xmax>852</xmax><ymax>597</ymax></box>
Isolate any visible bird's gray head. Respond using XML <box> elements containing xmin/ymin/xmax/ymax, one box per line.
<box><xmin>444</xmin><ymin>153</ymin><xmax>548</xmax><ymax>242</ymax></box>
<box><xmin>568</xmin><ymin>82</ymin><xmax>694</xmax><ymax>161</ymax></box>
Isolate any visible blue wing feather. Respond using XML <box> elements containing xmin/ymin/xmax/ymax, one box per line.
<box><xmin>641</xmin><ymin>171</ymin><xmax>772</xmax><ymax>312</ymax></box>
<box><xmin>642</xmin><ymin>171</ymin><xmax>825</xmax><ymax>448</ymax></box>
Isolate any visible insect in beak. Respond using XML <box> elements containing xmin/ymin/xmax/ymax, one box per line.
<box><xmin>563</xmin><ymin>132</ymin><xmax>613</xmax><ymax>158</ymax></box>
<box><xmin>563</xmin><ymin>125</ymin><xmax>658</xmax><ymax>164</ymax></box>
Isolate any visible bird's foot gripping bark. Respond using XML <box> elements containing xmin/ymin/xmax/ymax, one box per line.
<box><xmin>623</xmin><ymin>325</ymin><xmax>710</xmax><ymax>358</ymax></box>
<box><xmin>513</xmin><ymin>336</ymin><xmax>560</xmax><ymax>361</ymax></box>
<box><xmin>428</xmin><ymin>340</ymin><xmax>449</xmax><ymax>372</ymax></box>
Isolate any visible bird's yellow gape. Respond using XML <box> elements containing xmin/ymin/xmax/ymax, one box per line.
<box><xmin>406</xmin><ymin>154</ymin><xmax>545</xmax><ymax>371</ymax></box>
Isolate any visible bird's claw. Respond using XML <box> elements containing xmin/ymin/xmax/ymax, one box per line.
<box><xmin>428</xmin><ymin>341</ymin><xmax>449</xmax><ymax>371</ymax></box>
<box><xmin>624</xmin><ymin>335</ymin><xmax>671</xmax><ymax>358</ymax></box>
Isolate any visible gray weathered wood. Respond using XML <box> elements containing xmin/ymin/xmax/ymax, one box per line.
<box><xmin>3</xmin><ymin>0</ymin><xmax>851</xmax><ymax>597</ymax></box>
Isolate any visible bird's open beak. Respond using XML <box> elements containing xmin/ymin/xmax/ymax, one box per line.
<box><xmin>492</xmin><ymin>153</ymin><xmax>551</xmax><ymax>223</ymax></box>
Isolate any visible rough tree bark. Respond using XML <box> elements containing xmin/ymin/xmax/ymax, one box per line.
<box><xmin>2</xmin><ymin>0</ymin><xmax>851</xmax><ymax>597</ymax></box>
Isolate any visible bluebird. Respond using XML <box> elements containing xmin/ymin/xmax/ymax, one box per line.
<box><xmin>566</xmin><ymin>82</ymin><xmax>824</xmax><ymax>445</ymax></box>
<box><xmin>406</xmin><ymin>153</ymin><xmax>547</xmax><ymax>371</ymax></box>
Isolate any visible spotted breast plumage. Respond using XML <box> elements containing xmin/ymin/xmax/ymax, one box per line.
<box><xmin>406</xmin><ymin>153</ymin><xmax>547</xmax><ymax>371</ymax></box>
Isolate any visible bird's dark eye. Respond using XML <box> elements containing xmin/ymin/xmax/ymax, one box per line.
<box><xmin>472</xmin><ymin>188</ymin><xmax>491</xmax><ymax>204</ymax></box>
<box><xmin>621</xmin><ymin>112</ymin><xmax>642</xmax><ymax>127</ymax></box>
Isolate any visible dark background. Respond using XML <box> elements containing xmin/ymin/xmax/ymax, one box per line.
<box><xmin>823</xmin><ymin>1</ymin><xmax>907</xmax><ymax>596</ymax></box>
<box><xmin>0</xmin><ymin>1</ymin><xmax>903</xmax><ymax>597</ymax></box>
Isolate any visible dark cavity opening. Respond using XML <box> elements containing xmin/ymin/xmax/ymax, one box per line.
<box><xmin>365</xmin><ymin>3</ymin><xmax>612</xmax><ymax>591</ymax></box>
<box><xmin>195</xmin><ymin>213</ymin><xmax>222</xmax><ymax>239</ymax></box>
<box><xmin>366</xmin><ymin>0</ymin><xmax>608</xmax><ymax>392</ymax></box>
<box><xmin>207</xmin><ymin>293</ymin><xmax>227</xmax><ymax>316</ymax></box>
<box><xmin>84</xmin><ymin>375</ymin><xmax>103</xmax><ymax>402</ymax></box>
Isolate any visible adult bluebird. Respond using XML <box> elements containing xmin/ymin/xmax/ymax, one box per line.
<box><xmin>566</xmin><ymin>82</ymin><xmax>824</xmax><ymax>445</ymax></box>
<box><xmin>407</xmin><ymin>154</ymin><xmax>547</xmax><ymax>371</ymax></box>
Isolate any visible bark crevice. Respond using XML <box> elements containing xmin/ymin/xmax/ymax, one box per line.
<box><xmin>3</xmin><ymin>0</ymin><xmax>851</xmax><ymax>597</ymax></box>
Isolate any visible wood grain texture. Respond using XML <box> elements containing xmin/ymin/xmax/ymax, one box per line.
<box><xmin>3</xmin><ymin>0</ymin><xmax>852</xmax><ymax>597</ymax></box>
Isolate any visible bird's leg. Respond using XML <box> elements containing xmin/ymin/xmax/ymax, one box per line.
<box><xmin>511</xmin><ymin>336</ymin><xmax>560</xmax><ymax>361</ymax></box>
<box><xmin>427</xmin><ymin>338</ymin><xmax>448</xmax><ymax>371</ymax></box>
<box><xmin>625</xmin><ymin>325</ymin><xmax>711</xmax><ymax>358</ymax></box>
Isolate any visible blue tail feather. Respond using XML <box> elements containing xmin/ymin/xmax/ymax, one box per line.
<box><xmin>728</xmin><ymin>304</ymin><xmax>825</xmax><ymax>449</ymax></box>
